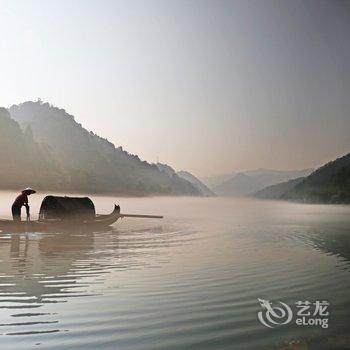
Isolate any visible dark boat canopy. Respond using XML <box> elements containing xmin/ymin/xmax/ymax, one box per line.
<box><xmin>39</xmin><ymin>196</ymin><xmax>96</xmax><ymax>221</ymax></box>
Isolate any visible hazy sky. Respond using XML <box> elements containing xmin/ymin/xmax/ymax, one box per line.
<box><xmin>1</xmin><ymin>0</ymin><xmax>349</xmax><ymax>177</ymax></box>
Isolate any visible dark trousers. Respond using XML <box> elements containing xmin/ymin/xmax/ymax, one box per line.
<box><xmin>12</xmin><ymin>205</ymin><xmax>21</xmax><ymax>222</ymax></box>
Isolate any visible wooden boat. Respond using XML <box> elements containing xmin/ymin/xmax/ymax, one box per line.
<box><xmin>0</xmin><ymin>204</ymin><xmax>163</xmax><ymax>232</ymax></box>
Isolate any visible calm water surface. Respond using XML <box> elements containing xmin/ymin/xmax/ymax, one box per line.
<box><xmin>0</xmin><ymin>191</ymin><xmax>349</xmax><ymax>349</ymax></box>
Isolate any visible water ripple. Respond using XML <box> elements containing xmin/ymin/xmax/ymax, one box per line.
<box><xmin>0</xmin><ymin>197</ymin><xmax>349</xmax><ymax>349</ymax></box>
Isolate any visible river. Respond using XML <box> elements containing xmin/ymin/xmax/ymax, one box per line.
<box><xmin>0</xmin><ymin>191</ymin><xmax>349</xmax><ymax>349</ymax></box>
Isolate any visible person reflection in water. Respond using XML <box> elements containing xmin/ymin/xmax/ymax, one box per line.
<box><xmin>12</xmin><ymin>188</ymin><xmax>36</xmax><ymax>221</ymax></box>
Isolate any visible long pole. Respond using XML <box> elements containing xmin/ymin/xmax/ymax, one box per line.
<box><xmin>120</xmin><ymin>214</ymin><xmax>163</xmax><ymax>219</ymax></box>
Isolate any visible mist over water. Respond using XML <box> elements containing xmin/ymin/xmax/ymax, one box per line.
<box><xmin>0</xmin><ymin>192</ymin><xmax>349</xmax><ymax>349</ymax></box>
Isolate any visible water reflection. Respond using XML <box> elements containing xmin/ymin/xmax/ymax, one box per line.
<box><xmin>310</xmin><ymin>229</ymin><xmax>350</xmax><ymax>264</ymax></box>
<box><xmin>0</xmin><ymin>224</ymin><xmax>191</xmax><ymax>338</ymax></box>
<box><xmin>0</xmin><ymin>196</ymin><xmax>349</xmax><ymax>349</ymax></box>
<box><xmin>288</xmin><ymin>224</ymin><xmax>350</xmax><ymax>267</ymax></box>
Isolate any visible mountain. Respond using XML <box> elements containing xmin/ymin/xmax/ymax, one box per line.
<box><xmin>254</xmin><ymin>177</ymin><xmax>305</xmax><ymax>200</ymax></box>
<box><xmin>7</xmin><ymin>101</ymin><xmax>200</xmax><ymax>196</ymax></box>
<box><xmin>0</xmin><ymin>107</ymin><xmax>63</xmax><ymax>190</ymax></box>
<box><xmin>214</xmin><ymin>172</ymin><xmax>261</xmax><ymax>196</ymax></box>
<box><xmin>244</xmin><ymin>168</ymin><xmax>314</xmax><ymax>188</ymax></box>
<box><xmin>282</xmin><ymin>153</ymin><xmax>350</xmax><ymax>203</ymax></box>
<box><xmin>156</xmin><ymin>163</ymin><xmax>177</xmax><ymax>177</ymax></box>
<box><xmin>156</xmin><ymin>163</ymin><xmax>214</xmax><ymax>196</ymax></box>
<box><xmin>177</xmin><ymin>171</ymin><xmax>215</xmax><ymax>197</ymax></box>
<box><xmin>213</xmin><ymin>168</ymin><xmax>313</xmax><ymax>197</ymax></box>
<box><xmin>201</xmin><ymin>173</ymin><xmax>234</xmax><ymax>189</ymax></box>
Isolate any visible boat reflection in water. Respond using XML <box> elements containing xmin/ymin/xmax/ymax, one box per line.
<box><xmin>0</xmin><ymin>223</ymin><xmax>169</xmax><ymax>339</ymax></box>
<box><xmin>3</xmin><ymin>229</ymin><xmax>96</xmax><ymax>302</ymax></box>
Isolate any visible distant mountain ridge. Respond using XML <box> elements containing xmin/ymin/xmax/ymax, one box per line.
<box><xmin>201</xmin><ymin>173</ymin><xmax>233</xmax><ymax>189</ymax></box>
<box><xmin>212</xmin><ymin>168</ymin><xmax>313</xmax><ymax>197</ymax></box>
<box><xmin>176</xmin><ymin>171</ymin><xmax>215</xmax><ymax>196</ymax></box>
<box><xmin>4</xmin><ymin>100</ymin><xmax>200</xmax><ymax>196</ymax></box>
<box><xmin>253</xmin><ymin>153</ymin><xmax>350</xmax><ymax>203</ymax></box>
<box><xmin>156</xmin><ymin>163</ymin><xmax>215</xmax><ymax>196</ymax></box>
<box><xmin>254</xmin><ymin>177</ymin><xmax>305</xmax><ymax>200</ymax></box>
<box><xmin>214</xmin><ymin>172</ymin><xmax>261</xmax><ymax>197</ymax></box>
<box><xmin>4</xmin><ymin>101</ymin><xmax>348</xmax><ymax>202</ymax></box>
<box><xmin>282</xmin><ymin>153</ymin><xmax>350</xmax><ymax>203</ymax></box>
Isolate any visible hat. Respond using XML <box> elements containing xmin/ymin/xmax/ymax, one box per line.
<box><xmin>22</xmin><ymin>188</ymin><xmax>36</xmax><ymax>195</ymax></box>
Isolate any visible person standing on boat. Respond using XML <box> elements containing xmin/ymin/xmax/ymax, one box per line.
<box><xmin>12</xmin><ymin>188</ymin><xmax>36</xmax><ymax>221</ymax></box>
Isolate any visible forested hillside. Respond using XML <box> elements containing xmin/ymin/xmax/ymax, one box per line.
<box><xmin>253</xmin><ymin>177</ymin><xmax>305</xmax><ymax>200</ymax></box>
<box><xmin>282</xmin><ymin>153</ymin><xmax>350</xmax><ymax>203</ymax></box>
<box><xmin>1</xmin><ymin>101</ymin><xmax>199</xmax><ymax>196</ymax></box>
<box><xmin>156</xmin><ymin>163</ymin><xmax>215</xmax><ymax>196</ymax></box>
<box><xmin>0</xmin><ymin>107</ymin><xmax>63</xmax><ymax>190</ymax></box>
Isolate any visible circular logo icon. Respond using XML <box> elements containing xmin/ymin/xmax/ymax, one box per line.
<box><xmin>258</xmin><ymin>298</ymin><xmax>293</xmax><ymax>328</ymax></box>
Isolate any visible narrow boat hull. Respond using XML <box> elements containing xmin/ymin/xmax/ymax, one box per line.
<box><xmin>0</xmin><ymin>205</ymin><xmax>121</xmax><ymax>232</ymax></box>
